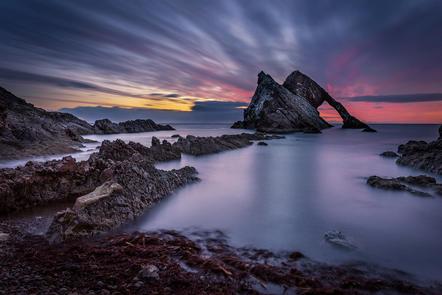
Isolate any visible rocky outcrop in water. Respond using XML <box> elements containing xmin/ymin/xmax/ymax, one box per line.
<box><xmin>46</xmin><ymin>161</ymin><xmax>198</xmax><ymax>242</ymax></box>
<box><xmin>0</xmin><ymin>137</ymin><xmax>182</xmax><ymax>214</ymax></box>
<box><xmin>366</xmin><ymin>175</ymin><xmax>442</xmax><ymax>197</ymax></box>
<box><xmin>324</xmin><ymin>230</ymin><xmax>357</xmax><ymax>250</ymax></box>
<box><xmin>172</xmin><ymin>132</ymin><xmax>283</xmax><ymax>156</ymax></box>
<box><xmin>395</xmin><ymin>126</ymin><xmax>442</xmax><ymax>175</ymax></box>
<box><xmin>0</xmin><ymin>86</ymin><xmax>176</xmax><ymax>160</ymax></box>
<box><xmin>93</xmin><ymin>119</ymin><xmax>174</xmax><ymax>134</ymax></box>
<box><xmin>380</xmin><ymin>151</ymin><xmax>399</xmax><ymax>158</ymax></box>
<box><xmin>232</xmin><ymin>70</ymin><xmax>372</xmax><ymax>133</ymax></box>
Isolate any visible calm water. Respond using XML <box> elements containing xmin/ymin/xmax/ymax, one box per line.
<box><xmin>2</xmin><ymin>124</ymin><xmax>442</xmax><ymax>281</ymax></box>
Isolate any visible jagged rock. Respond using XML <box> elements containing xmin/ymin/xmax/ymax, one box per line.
<box><xmin>0</xmin><ymin>87</ymin><xmax>95</xmax><ymax>159</ymax></box>
<box><xmin>367</xmin><ymin>176</ymin><xmax>433</xmax><ymax>197</ymax></box>
<box><xmin>173</xmin><ymin>132</ymin><xmax>283</xmax><ymax>156</ymax></box>
<box><xmin>233</xmin><ymin>72</ymin><xmax>330</xmax><ymax>133</ymax></box>
<box><xmin>232</xmin><ymin>70</ymin><xmax>373</xmax><ymax>132</ymax></box>
<box><xmin>324</xmin><ymin>231</ymin><xmax>356</xmax><ymax>250</ymax></box>
<box><xmin>396</xmin><ymin>127</ymin><xmax>442</xmax><ymax>175</ymax></box>
<box><xmin>93</xmin><ymin>118</ymin><xmax>174</xmax><ymax>134</ymax></box>
<box><xmin>0</xmin><ymin>86</ymin><xmax>176</xmax><ymax>160</ymax></box>
<box><xmin>283</xmin><ymin>71</ymin><xmax>371</xmax><ymax>130</ymax></box>
<box><xmin>0</xmin><ymin>156</ymin><xmax>112</xmax><ymax>213</ymax></box>
<box><xmin>380</xmin><ymin>151</ymin><xmax>399</xmax><ymax>158</ymax></box>
<box><xmin>46</xmin><ymin>161</ymin><xmax>198</xmax><ymax>242</ymax></box>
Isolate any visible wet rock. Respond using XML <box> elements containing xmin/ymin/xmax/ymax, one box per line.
<box><xmin>380</xmin><ymin>151</ymin><xmax>399</xmax><ymax>158</ymax></box>
<box><xmin>173</xmin><ymin>133</ymin><xmax>283</xmax><ymax>156</ymax></box>
<box><xmin>257</xmin><ymin>142</ymin><xmax>268</xmax><ymax>146</ymax></box>
<box><xmin>46</xmin><ymin>161</ymin><xmax>198</xmax><ymax>242</ymax></box>
<box><xmin>137</xmin><ymin>264</ymin><xmax>160</xmax><ymax>281</ymax></box>
<box><xmin>232</xmin><ymin>71</ymin><xmax>330</xmax><ymax>133</ymax></box>
<box><xmin>171</xmin><ymin>134</ymin><xmax>181</xmax><ymax>138</ymax></box>
<box><xmin>396</xmin><ymin>127</ymin><xmax>442</xmax><ymax>175</ymax></box>
<box><xmin>324</xmin><ymin>230</ymin><xmax>356</xmax><ymax>250</ymax></box>
<box><xmin>367</xmin><ymin>176</ymin><xmax>432</xmax><ymax>197</ymax></box>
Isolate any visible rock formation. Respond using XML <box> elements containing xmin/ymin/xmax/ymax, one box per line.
<box><xmin>395</xmin><ymin>126</ymin><xmax>442</xmax><ymax>175</ymax></box>
<box><xmin>46</xmin><ymin>162</ymin><xmax>198</xmax><ymax>243</ymax></box>
<box><xmin>366</xmin><ymin>175</ymin><xmax>441</xmax><ymax>197</ymax></box>
<box><xmin>172</xmin><ymin>132</ymin><xmax>283</xmax><ymax>156</ymax></box>
<box><xmin>232</xmin><ymin>70</ymin><xmax>372</xmax><ymax>132</ymax></box>
<box><xmin>0</xmin><ymin>87</ymin><xmax>94</xmax><ymax>159</ymax></box>
<box><xmin>0</xmin><ymin>86</ymin><xmax>175</xmax><ymax>160</ymax></box>
<box><xmin>93</xmin><ymin>118</ymin><xmax>174</xmax><ymax>134</ymax></box>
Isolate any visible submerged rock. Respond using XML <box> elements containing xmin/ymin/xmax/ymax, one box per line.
<box><xmin>324</xmin><ymin>230</ymin><xmax>356</xmax><ymax>250</ymax></box>
<box><xmin>257</xmin><ymin>141</ymin><xmax>268</xmax><ymax>146</ymax></box>
<box><xmin>367</xmin><ymin>175</ymin><xmax>434</xmax><ymax>197</ymax></box>
<box><xmin>380</xmin><ymin>151</ymin><xmax>399</xmax><ymax>158</ymax></box>
<box><xmin>396</xmin><ymin>126</ymin><xmax>442</xmax><ymax>175</ymax></box>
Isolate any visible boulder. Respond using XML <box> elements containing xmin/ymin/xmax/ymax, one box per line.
<box><xmin>380</xmin><ymin>151</ymin><xmax>399</xmax><ymax>158</ymax></box>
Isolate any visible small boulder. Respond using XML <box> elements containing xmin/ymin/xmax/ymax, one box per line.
<box><xmin>137</xmin><ymin>264</ymin><xmax>160</xmax><ymax>281</ymax></box>
<box><xmin>324</xmin><ymin>231</ymin><xmax>356</xmax><ymax>250</ymax></box>
<box><xmin>257</xmin><ymin>142</ymin><xmax>268</xmax><ymax>146</ymax></box>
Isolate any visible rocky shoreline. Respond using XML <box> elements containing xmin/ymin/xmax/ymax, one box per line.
<box><xmin>1</xmin><ymin>226</ymin><xmax>440</xmax><ymax>295</ymax></box>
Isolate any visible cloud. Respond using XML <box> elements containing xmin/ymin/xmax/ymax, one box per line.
<box><xmin>347</xmin><ymin>93</ymin><xmax>442</xmax><ymax>103</ymax></box>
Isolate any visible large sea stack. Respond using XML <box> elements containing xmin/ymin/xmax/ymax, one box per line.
<box><xmin>232</xmin><ymin>70</ymin><xmax>371</xmax><ymax>133</ymax></box>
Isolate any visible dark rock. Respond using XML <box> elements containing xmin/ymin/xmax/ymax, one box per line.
<box><xmin>362</xmin><ymin>126</ymin><xmax>377</xmax><ymax>132</ymax></box>
<box><xmin>367</xmin><ymin>176</ymin><xmax>433</xmax><ymax>197</ymax></box>
<box><xmin>380</xmin><ymin>151</ymin><xmax>399</xmax><ymax>158</ymax></box>
<box><xmin>257</xmin><ymin>142</ymin><xmax>268</xmax><ymax>146</ymax></box>
<box><xmin>0</xmin><ymin>87</ymin><xmax>94</xmax><ymax>160</ymax></box>
<box><xmin>171</xmin><ymin>134</ymin><xmax>181</xmax><ymax>138</ymax></box>
<box><xmin>234</xmin><ymin>71</ymin><xmax>330</xmax><ymax>133</ymax></box>
<box><xmin>93</xmin><ymin>119</ymin><xmax>174</xmax><ymax>134</ymax></box>
<box><xmin>46</xmin><ymin>162</ymin><xmax>198</xmax><ymax>242</ymax></box>
<box><xmin>173</xmin><ymin>132</ymin><xmax>283</xmax><ymax>156</ymax></box>
<box><xmin>396</xmin><ymin>127</ymin><xmax>442</xmax><ymax>175</ymax></box>
<box><xmin>233</xmin><ymin>70</ymin><xmax>372</xmax><ymax>132</ymax></box>
<box><xmin>283</xmin><ymin>70</ymin><xmax>371</xmax><ymax>130</ymax></box>
<box><xmin>324</xmin><ymin>230</ymin><xmax>356</xmax><ymax>250</ymax></box>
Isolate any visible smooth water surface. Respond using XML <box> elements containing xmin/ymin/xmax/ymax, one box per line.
<box><xmin>3</xmin><ymin>124</ymin><xmax>442</xmax><ymax>280</ymax></box>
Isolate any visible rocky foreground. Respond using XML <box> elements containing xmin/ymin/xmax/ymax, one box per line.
<box><xmin>232</xmin><ymin>70</ymin><xmax>372</xmax><ymax>133</ymax></box>
<box><xmin>0</xmin><ymin>226</ymin><xmax>440</xmax><ymax>295</ymax></box>
<box><xmin>0</xmin><ymin>86</ymin><xmax>174</xmax><ymax>160</ymax></box>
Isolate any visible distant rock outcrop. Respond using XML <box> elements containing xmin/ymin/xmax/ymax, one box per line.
<box><xmin>0</xmin><ymin>86</ymin><xmax>175</xmax><ymax>160</ymax></box>
<box><xmin>93</xmin><ymin>118</ymin><xmax>174</xmax><ymax>134</ymax></box>
<box><xmin>232</xmin><ymin>70</ymin><xmax>372</xmax><ymax>132</ymax></box>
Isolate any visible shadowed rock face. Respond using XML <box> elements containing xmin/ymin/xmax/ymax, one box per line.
<box><xmin>237</xmin><ymin>72</ymin><xmax>330</xmax><ymax>133</ymax></box>
<box><xmin>232</xmin><ymin>70</ymin><xmax>372</xmax><ymax>132</ymax></box>
<box><xmin>283</xmin><ymin>71</ymin><xmax>370</xmax><ymax>129</ymax></box>
<box><xmin>396</xmin><ymin>126</ymin><xmax>442</xmax><ymax>175</ymax></box>
<box><xmin>0</xmin><ymin>87</ymin><xmax>95</xmax><ymax>159</ymax></box>
<box><xmin>0</xmin><ymin>86</ymin><xmax>176</xmax><ymax>160</ymax></box>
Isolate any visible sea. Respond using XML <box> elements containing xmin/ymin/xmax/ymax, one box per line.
<box><xmin>1</xmin><ymin>124</ymin><xmax>441</xmax><ymax>281</ymax></box>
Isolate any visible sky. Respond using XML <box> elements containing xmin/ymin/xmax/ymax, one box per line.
<box><xmin>0</xmin><ymin>0</ymin><xmax>441</xmax><ymax>123</ymax></box>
